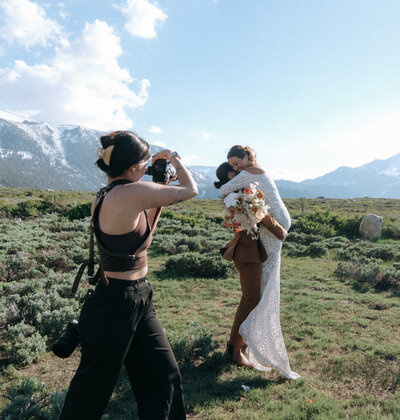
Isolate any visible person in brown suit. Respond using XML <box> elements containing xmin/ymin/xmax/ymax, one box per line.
<box><xmin>215</xmin><ymin>162</ymin><xmax>287</xmax><ymax>367</ymax></box>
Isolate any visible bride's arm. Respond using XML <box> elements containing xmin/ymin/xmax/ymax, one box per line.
<box><xmin>220</xmin><ymin>171</ymin><xmax>255</xmax><ymax>196</ymax></box>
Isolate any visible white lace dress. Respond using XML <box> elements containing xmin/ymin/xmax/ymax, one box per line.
<box><xmin>221</xmin><ymin>170</ymin><xmax>300</xmax><ymax>380</ymax></box>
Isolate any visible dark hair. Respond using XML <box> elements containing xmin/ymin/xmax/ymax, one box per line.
<box><xmin>214</xmin><ymin>162</ymin><xmax>234</xmax><ymax>189</ymax></box>
<box><xmin>227</xmin><ymin>145</ymin><xmax>257</xmax><ymax>165</ymax></box>
<box><xmin>96</xmin><ymin>131</ymin><xmax>151</xmax><ymax>178</ymax></box>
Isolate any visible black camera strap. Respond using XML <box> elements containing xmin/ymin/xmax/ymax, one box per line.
<box><xmin>71</xmin><ymin>180</ymin><xmax>161</xmax><ymax>295</ymax></box>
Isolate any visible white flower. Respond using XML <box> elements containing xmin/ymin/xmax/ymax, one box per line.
<box><xmin>224</xmin><ymin>192</ymin><xmax>239</xmax><ymax>208</ymax></box>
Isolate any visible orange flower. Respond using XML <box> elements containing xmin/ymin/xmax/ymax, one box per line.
<box><xmin>306</xmin><ymin>399</ymin><xmax>312</xmax><ymax>403</ymax></box>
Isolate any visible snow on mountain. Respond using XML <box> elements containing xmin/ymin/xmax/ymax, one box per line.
<box><xmin>1</xmin><ymin>111</ymin><xmax>399</xmax><ymax>198</ymax></box>
<box><xmin>0</xmin><ymin>112</ymin><xmax>219</xmax><ymax>195</ymax></box>
<box><xmin>0</xmin><ymin>112</ymin><xmax>103</xmax><ymax>190</ymax></box>
<box><xmin>0</xmin><ymin>110</ymin><xmax>35</xmax><ymax>123</ymax></box>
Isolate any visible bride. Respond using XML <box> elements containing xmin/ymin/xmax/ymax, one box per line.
<box><xmin>220</xmin><ymin>145</ymin><xmax>300</xmax><ymax>380</ymax></box>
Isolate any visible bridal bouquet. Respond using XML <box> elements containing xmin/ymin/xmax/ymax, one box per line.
<box><xmin>224</xmin><ymin>183</ymin><xmax>269</xmax><ymax>239</ymax></box>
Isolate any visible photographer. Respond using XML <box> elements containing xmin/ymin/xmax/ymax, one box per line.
<box><xmin>60</xmin><ymin>131</ymin><xmax>197</xmax><ymax>420</ymax></box>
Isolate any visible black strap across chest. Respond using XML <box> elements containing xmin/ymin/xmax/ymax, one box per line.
<box><xmin>71</xmin><ymin>179</ymin><xmax>161</xmax><ymax>295</ymax></box>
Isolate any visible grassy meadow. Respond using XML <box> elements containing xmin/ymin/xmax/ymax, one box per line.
<box><xmin>0</xmin><ymin>189</ymin><xmax>400</xmax><ymax>419</ymax></box>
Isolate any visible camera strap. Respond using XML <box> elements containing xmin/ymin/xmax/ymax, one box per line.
<box><xmin>71</xmin><ymin>180</ymin><xmax>161</xmax><ymax>295</ymax></box>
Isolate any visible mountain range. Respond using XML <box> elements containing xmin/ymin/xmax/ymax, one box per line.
<box><xmin>1</xmin><ymin>111</ymin><xmax>399</xmax><ymax>199</ymax></box>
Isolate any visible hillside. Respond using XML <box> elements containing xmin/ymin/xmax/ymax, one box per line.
<box><xmin>1</xmin><ymin>111</ymin><xmax>400</xmax><ymax>198</ymax></box>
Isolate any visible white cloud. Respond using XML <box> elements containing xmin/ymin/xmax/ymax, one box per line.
<box><xmin>118</xmin><ymin>0</ymin><xmax>167</xmax><ymax>39</ymax></box>
<box><xmin>59</xmin><ymin>9</ymin><xmax>70</xmax><ymax>20</ymax></box>
<box><xmin>57</xmin><ymin>2</ymin><xmax>70</xmax><ymax>20</ymax></box>
<box><xmin>152</xmin><ymin>140</ymin><xmax>166</xmax><ymax>147</ymax></box>
<box><xmin>0</xmin><ymin>20</ymin><xmax>150</xmax><ymax>130</ymax></box>
<box><xmin>202</xmin><ymin>132</ymin><xmax>211</xmax><ymax>139</ymax></box>
<box><xmin>148</xmin><ymin>125</ymin><xmax>163</xmax><ymax>133</ymax></box>
<box><xmin>0</xmin><ymin>0</ymin><xmax>68</xmax><ymax>48</ymax></box>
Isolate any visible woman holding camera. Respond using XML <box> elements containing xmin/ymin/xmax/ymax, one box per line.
<box><xmin>60</xmin><ymin>131</ymin><xmax>197</xmax><ymax>420</ymax></box>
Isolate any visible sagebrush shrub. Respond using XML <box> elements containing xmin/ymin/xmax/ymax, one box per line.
<box><xmin>2</xmin><ymin>253</ymin><xmax>35</xmax><ymax>281</ymax></box>
<box><xmin>381</xmin><ymin>221</ymin><xmax>400</xmax><ymax>240</ymax></box>
<box><xmin>283</xmin><ymin>242</ymin><xmax>307</xmax><ymax>257</ymax></box>
<box><xmin>286</xmin><ymin>232</ymin><xmax>324</xmax><ymax>245</ymax></box>
<box><xmin>334</xmin><ymin>257</ymin><xmax>399</xmax><ymax>292</ymax></box>
<box><xmin>366</xmin><ymin>245</ymin><xmax>395</xmax><ymax>261</ymax></box>
<box><xmin>38</xmin><ymin>306</ymin><xmax>79</xmax><ymax>340</ymax></box>
<box><xmin>165</xmin><ymin>251</ymin><xmax>234</xmax><ymax>278</ymax></box>
<box><xmin>375</xmin><ymin>267</ymin><xmax>400</xmax><ymax>291</ymax></box>
<box><xmin>66</xmin><ymin>202</ymin><xmax>91</xmax><ymax>220</ymax></box>
<box><xmin>166</xmin><ymin>321</ymin><xmax>217</xmax><ymax>366</ymax></box>
<box><xmin>13</xmin><ymin>199</ymin><xmax>55</xmax><ymax>218</ymax></box>
<box><xmin>3</xmin><ymin>322</ymin><xmax>47</xmax><ymax>366</ymax></box>
<box><xmin>306</xmin><ymin>242</ymin><xmax>328</xmax><ymax>257</ymax></box>
<box><xmin>291</xmin><ymin>211</ymin><xmax>362</xmax><ymax>239</ymax></box>
<box><xmin>283</xmin><ymin>241</ymin><xmax>328</xmax><ymax>258</ymax></box>
<box><xmin>323</xmin><ymin>236</ymin><xmax>351</xmax><ymax>249</ymax></box>
<box><xmin>36</xmin><ymin>251</ymin><xmax>72</xmax><ymax>271</ymax></box>
<box><xmin>0</xmin><ymin>378</ymin><xmax>66</xmax><ymax>420</ymax></box>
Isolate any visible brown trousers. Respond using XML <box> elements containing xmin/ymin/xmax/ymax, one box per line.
<box><xmin>229</xmin><ymin>260</ymin><xmax>261</xmax><ymax>347</ymax></box>
<box><xmin>224</xmin><ymin>216</ymin><xmax>285</xmax><ymax>348</ymax></box>
<box><xmin>226</xmin><ymin>232</ymin><xmax>265</xmax><ymax>348</ymax></box>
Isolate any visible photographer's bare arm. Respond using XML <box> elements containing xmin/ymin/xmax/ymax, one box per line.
<box><xmin>91</xmin><ymin>149</ymin><xmax>198</xmax><ymax>280</ymax></box>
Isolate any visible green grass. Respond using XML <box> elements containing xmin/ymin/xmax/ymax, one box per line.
<box><xmin>3</xmin><ymin>254</ymin><xmax>398</xmax><ymax>419</ymax></box>
<box><xmin>0</xmin><ymin>192</ymin><xmax>399</xmax><ymax>419</ymax></box>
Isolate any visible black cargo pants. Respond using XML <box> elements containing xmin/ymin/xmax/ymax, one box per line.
<box><xmin>60</xmin><ymin>277</ymin><xmax>186</xmax><ymax>420</ymax></box>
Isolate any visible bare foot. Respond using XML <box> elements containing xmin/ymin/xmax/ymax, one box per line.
<box><xmin>232</xmin><ymin>348</ymin><xmax>254</xmax><ymax>368</ymax></box>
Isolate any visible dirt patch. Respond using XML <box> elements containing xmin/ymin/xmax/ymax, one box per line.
<box><xmin>18</xmin><ymin>351</ymin><xmax>80</xmax><ymax>392</ymax></box>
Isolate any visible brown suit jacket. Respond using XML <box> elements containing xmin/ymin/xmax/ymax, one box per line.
<box><xmin>261</xmin><ymin>214</ymin><xmax>286</xmax><ymax>241</ymax></box>
<box><xmin>220</xmin><ymin>231</ymin><xmax>267</xmax><ymax>263</ymax></box>
<box><xmin>220</xmin><ymin>214</ymin><xmax>286</xmax><ymax>263</ymax></box>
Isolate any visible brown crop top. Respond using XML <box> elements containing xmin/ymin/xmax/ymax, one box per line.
<box><xmin>93</xmin><ymin>180</ymin><xmax>153</xmax><ymax>272</ymax></box>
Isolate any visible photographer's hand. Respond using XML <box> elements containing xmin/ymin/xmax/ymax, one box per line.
<box><xmin>135</xmin><ymin>148</ymin><xmax>197</xmax><ymax>208</ymax></box>
<box><xmin>152</xmin><ymin>149</ymin><xmax>175</xmax><ymax>163</ymax></box>
<box><xmin>165</xmin><ymin>174</ymin><xmax>178</xmax><ymax>185</ymax></box>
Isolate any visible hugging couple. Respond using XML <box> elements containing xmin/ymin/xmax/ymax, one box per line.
<box><xmin>215</xmin><ymin>145</ymin><xmax>300</xmax><ymax>379</ymax></box>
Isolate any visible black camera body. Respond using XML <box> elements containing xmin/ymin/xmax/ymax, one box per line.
<box><xmin>146</xmin><ymin>159</ymin><xmax>176</xmax><ymax>184</ymax></box>
<box><xmin>52</xmin><ymin>319</ymin><xmax>79</xmax><ymax>358</ymax></box>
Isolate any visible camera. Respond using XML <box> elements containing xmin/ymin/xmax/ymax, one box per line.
<box><xmin>146</xmin><ymin>159</ymin><xmax>176</xmax><ymax>184</ymax></box>
<box><xmin>52</xmin><ymin>319</ymin><xmax>80</xmax><ymax>358</ymax></box>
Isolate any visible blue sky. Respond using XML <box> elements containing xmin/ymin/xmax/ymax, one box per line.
<box><xmin>1</xmin><ymin>0</ymin><xmax>400</xmax><ymax>181</ymax></box>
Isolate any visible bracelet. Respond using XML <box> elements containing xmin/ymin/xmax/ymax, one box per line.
<box><xmin>168</xmin><ymin>151</ymin><xmax>180</xmax><ymax>159</ymax></box>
